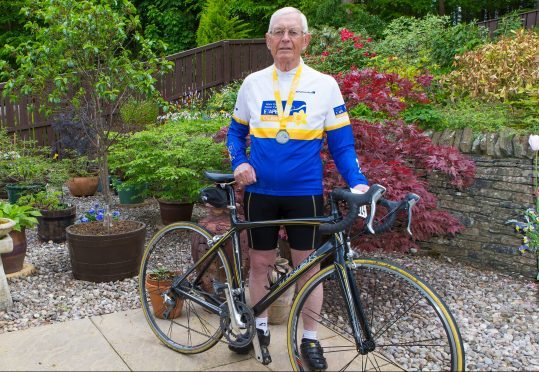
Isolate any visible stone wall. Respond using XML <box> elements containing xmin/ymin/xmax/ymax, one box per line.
<box><xmin>421</xmin><ymin>128</ymin><xmax>537</xmax><ymax>278</ymax></box>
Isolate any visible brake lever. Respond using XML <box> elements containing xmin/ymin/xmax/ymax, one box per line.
<box><xmin>405</xmin><ymin>193</ymin><xmax>421</xmax><ymax>235</ymax></box>
<box><xmin>366</xmin><ymin>186</ymin><xmax>386</xmax><ymax>234</ymax></box>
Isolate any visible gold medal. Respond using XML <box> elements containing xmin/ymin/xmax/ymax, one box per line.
<box><xmin>273</xmin><ymin>65</ymin><xmax>303</xmax><ymax>144</ymax></box>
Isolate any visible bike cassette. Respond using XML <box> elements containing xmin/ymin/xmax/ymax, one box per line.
<box><xmin>220</xmin><ymin>301</ymin><xmax>256</xmax><ymax>348</ymax></box>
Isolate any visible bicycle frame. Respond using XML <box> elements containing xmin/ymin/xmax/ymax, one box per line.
<box><xmin>172</xmin><ymin>183</ymin><xmax>376</xmax><ymax>352</ymax></box>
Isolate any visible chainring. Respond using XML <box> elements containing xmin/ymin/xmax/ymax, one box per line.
<box><xmin>220</xmin><ymin>301</ymin><xmax>256</xmax><ymax>348</ymax></box>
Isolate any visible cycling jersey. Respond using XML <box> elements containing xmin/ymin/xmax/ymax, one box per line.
<box><xmin>226</xmin><ymin>61</ymin><xmax>368</xmax><ymax>196</ymax></box>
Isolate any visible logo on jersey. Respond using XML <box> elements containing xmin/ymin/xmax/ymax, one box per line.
<box><xmin>260</xmin><ymin>100</ymin><xmax>307</xmax><ymax>125</ymax></box>
<box><xmin>333</xmin><ymin>104</ymin><xmax>347</xmax><ymax>118</ymax></box>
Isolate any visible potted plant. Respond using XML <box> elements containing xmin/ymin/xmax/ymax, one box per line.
<box><xmin>0</xmin><ymin>202</ymin><xmax>41</xmax><ymax>274</ymax></box>
<box><xmin>145</xmin><ymin>268</ymin><xmax>184</xmax><ymax>319</ymax></box>
<box><xmin>108</xmin><ymin>118</ymin><xmax>228</xmax><ymax>225</ymax></box>
<box><xmin>63</xmin><ymin>154</ymin><xmax>100</xmax><ymax>197</ymax></box>
<box><xmin>65</xmin><ymin>204</ymin><xmax>146</xmax><ymax>282</ymax></box>
<box><xmin>17</xmin><ymin>191</ymin><xmax>76</xmax><ymax>243</ymax></box>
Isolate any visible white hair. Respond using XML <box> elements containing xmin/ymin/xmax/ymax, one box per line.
<box><xmin>268</xmin><ymin>7</ymin><xmax>309</xmax><ymax>33</ymax></box>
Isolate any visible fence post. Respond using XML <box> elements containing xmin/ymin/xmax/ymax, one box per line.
<box><xmin>223</xmin><ymin>41</ymin><xmax>231</xmax><ymax>85</ymax></box>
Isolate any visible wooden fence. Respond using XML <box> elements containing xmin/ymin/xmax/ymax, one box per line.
<box><xmin>0</xmin><ymin>39</ymin><xmax>272</xmax><ymax>147</ymax></box>
<box><xmin>477</xmin><ymin>8</ymin><xmax>539</xmax><ymax>37</ymax></box>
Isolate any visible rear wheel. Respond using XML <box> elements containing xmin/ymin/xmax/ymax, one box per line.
<box><xmin>139</xmin><ymin>222</ymin><xmax>233</xmax><ymax>354</ymax></box>
<box><xmin>288</xmin><ymin>258</ymin><xmax>465</xmax><ymax>371</ymax></box>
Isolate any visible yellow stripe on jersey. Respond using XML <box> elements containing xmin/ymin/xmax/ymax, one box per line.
<box><xmin>250</xmin><ymin>127</ymin><xmax>324</xmax><ymax>140</ymax></box>
<box><xmin>233</xmin><ymin>115</ymin><xmax>248</xmax><ymax>125</ymax></box>
<box><xmin>325</xmin><ymin>119</ymin><xmax>351</xmax><ymax>131</ymax></box>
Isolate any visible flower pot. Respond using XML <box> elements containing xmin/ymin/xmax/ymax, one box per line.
<box><xmin>66</xmin><ymin>176</ymin><xmax>99</xmax><ymax>197</ymax></box>
<box><xmin>117</xmin><ymin>183</ymin><xmax>147</xmax><ymax>205</ymax></box>
<box><xmin>145</xmin><ymin>274</ymin><xmax>184</xmax><ymax>319</ymax></box>
<box><xmin>157</xmin><ymin>199</ymin><xmax>194</xmax><ymax>225</ymax></box>
<box><xmin>66</xmin><ymin>220</ymin><xmax>146</xmax><ymax>282</ymax></box>
<box><xmin>0</xmin><ymin>229</ymin><xmax>27</xmax><ymax>274</ymax></box>
<box><xmin>5</xmin><ymin>183</ymin><xmax>46</xmax><ymax>204</ymax></box>
<box><xmin>36</xmin><ymin>206</ymin><xmax>76</xmax><ymax>243</ymax></box>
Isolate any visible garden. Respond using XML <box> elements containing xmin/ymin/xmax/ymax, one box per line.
<box><xmin>0</xmin><ymin>0</ymin><xmax>538</xmax><ymax>370</ymax></box>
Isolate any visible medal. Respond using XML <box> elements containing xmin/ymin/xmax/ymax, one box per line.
<box><xmin>276</xmin><ymin>129</ymin><xmax>290</xmax><ymax>144</ymax></box>
<box><xmin>273</xmin><ymin>65</ymin><xmax>303</xmax><ymax>144</ymax></box>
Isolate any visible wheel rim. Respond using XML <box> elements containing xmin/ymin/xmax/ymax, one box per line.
<box><xmin>288</xmin><ymin>259</ymin><xmax>464</xmax><ymax>371</ymax></box>
<box><xmin>139</xmin><ymin>222</ymin><xmax>231</xmax><ymax>353</ymax></box>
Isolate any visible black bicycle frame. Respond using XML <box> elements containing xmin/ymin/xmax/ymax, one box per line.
<box><xmin>172</xmin><ymin>184</ymin><xmax>375</xmax><ymax>351</ymax></box>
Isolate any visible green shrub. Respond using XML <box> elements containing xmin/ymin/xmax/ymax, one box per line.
<box><xmin>196</xmin><ymin>0</ymin><xmax>251</xmax><ymax>46</ymax></box>
<box><xmin>120</xmin><ymin>98</ymin><xmax>160</xmax><ymax>128</ymax></box>
<box><xmin>375</xmin><ymin>15</ymin><xmax>488</xmax><ymax>72</ymax></box>
<box><xmin>108</xmin><ymin>118</ymin><xmax>229</xmax><ymax>203</ymax></box>
<box><xmin>17</xmin><ymin>190</ymin><xmax>69</xmax><ymax>211</ymax></box>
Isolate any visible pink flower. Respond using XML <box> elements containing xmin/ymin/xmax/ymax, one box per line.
<box><xmin>363</xmin><ymin>52</ymin><xmax>370</xmax><ymax>57</ymax></box>
<box><xmin>321</xmin><ymin>51</ymin><xmax>329</xmax><ymax>57</ymax></box>
<box><xmin>367</xmin><ymin>37</ymin><xmax>373</xmax><ymax>43</ymax></box>
<box><xmin>340</xmin><ymin>28</ymin><xmax>355</xmax><ymax>41</ymax></box>
<box><xmin>354</xmin><ymin>42</ymin><xmax>364</xmax><ymax>49</ymax></box>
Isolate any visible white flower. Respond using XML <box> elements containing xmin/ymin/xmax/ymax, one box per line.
<box><xmin>529</xmin><ymin>135</ymin><xmax>539</xmax><ymax>151</ymax></box>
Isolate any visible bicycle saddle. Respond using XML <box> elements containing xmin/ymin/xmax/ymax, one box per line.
<box><xmin>204</xmin><ymin>171</ymin><xmax>235</xmax><ymax>184</ymax></box>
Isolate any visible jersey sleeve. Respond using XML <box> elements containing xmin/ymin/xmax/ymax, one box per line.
<box><xmin>324</xmin><ymin>78</ymin><xmax>368</xmax><ymax>187</ymax></box>
<box><xmin>226</xmin><ymin>80</ymin><xmax>251</xmax><ymax>170</ymax></box>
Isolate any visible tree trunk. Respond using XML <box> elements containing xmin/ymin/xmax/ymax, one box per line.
<box><xmin>438</xmin><ymin>0</ymin><xmax>446</xmax><ymax>15</ymax></box>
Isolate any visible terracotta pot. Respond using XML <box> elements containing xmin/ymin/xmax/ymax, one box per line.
<box><xmin>0</xmin><ymin>229</ymin><xmax>27</xmax><ymax>274</ymax></box>
<box><xmin>66</xmin><ymin>221</ymin><xmax>146</xmax><ymax>282</ymax></box>
<box><xmin>157</xmin><ymin>199</ymin><xmax>194</xmax><ymax>225</ymax></box>
<box><xmin>145</xmin><ymin>274</ymin><xmax>184</xmax><ymax>319</ymax></box>
<box><xmin>37</xmin><ymin>206</ymin><xmax>76</xmax><ymax>243</ymax></box>
<box><xmin>66</xmin><ymin>176</ymin><xmax>99</xmax><ymax>197</ymax></box>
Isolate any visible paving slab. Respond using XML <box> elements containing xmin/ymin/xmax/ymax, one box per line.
<box><xmin>0</xmin><ymin>317</ymin><xmax>129</xmax><ymax>371</ymax></box>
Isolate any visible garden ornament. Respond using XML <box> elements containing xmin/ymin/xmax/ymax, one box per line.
<box><xmin>0</xmin><ymin>218</ymin><xmax>16</xmax><ymax>310</ymax></box>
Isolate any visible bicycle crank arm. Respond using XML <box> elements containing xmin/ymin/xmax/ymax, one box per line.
<box><xmin>252</xmin><ymin>332</ymin><xmax>272</xmax><ymax>365</ymax></box>
<box><xmin>214</xmin><ymin>282</ymin><xmax>246</xmax><ymax>329</ymax></box>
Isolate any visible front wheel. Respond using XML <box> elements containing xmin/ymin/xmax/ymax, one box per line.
<box><xmin>287</xmin><ymin>258</ymin><xmax>465</xmax><ymax>371</ymax></box>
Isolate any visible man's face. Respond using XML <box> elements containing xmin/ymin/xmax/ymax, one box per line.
<box><xmin>265</xmin><ymin>13</ymin><xmax>311</xmax><ymax>68</ymax></box>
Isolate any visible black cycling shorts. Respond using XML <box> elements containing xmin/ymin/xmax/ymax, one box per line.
<box><xmin>244</xmin><ymin>192</ymin><xmax>324</xmax><ymax>251</ymax></box>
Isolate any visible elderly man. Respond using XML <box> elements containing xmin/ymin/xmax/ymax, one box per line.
<box><xmin>226</xmin><ymin>6</ymin><xmax>369</xmax><ymax>370</ymax></box>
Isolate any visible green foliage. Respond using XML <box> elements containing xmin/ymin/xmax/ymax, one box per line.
<box><xmin>375</xmin><ymin>15</ymin><xmax>488</xmax><ymax>72</ymax></box>
<box><xmin>443</xmin><ymin>29</ymin><xmax>539</xmax><ymax>110</ymax></box>
<box><xmin>108</xmin><ymin>118</ymin><xmax>229</xmax><ymax>203</ymax></box>
<box><xmin>0</xmin><ymin>0</ymin><xmax>33</xmax><ymax>68</ymax></box>
<box><xmin>401</xmin><ymin>104</ymin><xmax>443</xmax><ymax>127</ymax></box>
<box><xmin>135</xmin><ymin>0</ymin><xmax>199</xmax><ymax>53</ymax></box>
<box><xmin>196</xmin><ymin>0</ymin><xmax>252</xmax><ymax>46</ymax></box>
<box><xmin>148</xmin><ymin>267</ymin><xmax>175</xmax><ymax>281</ymax></box>
<box><xmin>0</xmin><ymin>202</ymin><xmax>41</xmax><ymax>231</ymax></box>
<box><xmin>17</xmin><ymin>191</ymin><xmax>68</xmax><ymax>211</ymax></box>
<box><xmin>205</xmin><ymin>81</ymin><xmax>242</xmax><ymax>113</ymax></box>
<box><xmin>416</xmin><ymin>99</ymin><xmax>514</xmax><ymax>133</ymax></box>
<box><xmin>0</xmin><ymin>132</ymin><xmax>68</xmax><ymax>188</ymax></box>
<box><xmin>493</xmin><ymin>10</ymin><xmax>524</xmax><ymax>39</ymax></box>
<box><xmin>0</xmin><ymin>0</ymin><xmax>173</xmax><ymax>217</ymax></box>
<box><xmin>120</xmin><ymin>98</ymin><xmax>160</xmax><ymax>128</ymax></box>
<box><xmin>349</xmin><ymin>103</ymin><xmax>388</xmax><ymax>123</ymax></box>
<box><xmin>61</xmin><ymin>152</ymin><xmax>99</xmax><ymax>178</ymax></box>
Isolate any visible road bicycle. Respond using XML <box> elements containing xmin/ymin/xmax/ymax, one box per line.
<box><xmin>139</xmin><ymin>171</ymin><xmax>465</xmax><ymax>371</ymax></box>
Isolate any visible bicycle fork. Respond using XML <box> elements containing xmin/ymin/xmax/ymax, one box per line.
<box><xmin>334</xmin><ymin>260</ymin><xmax>376</xmax><ymax>355</ymax></box>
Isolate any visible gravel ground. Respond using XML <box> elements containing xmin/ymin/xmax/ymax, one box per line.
<box><xmin>1</xmin><ymin>192</ymin><xmax>538</xmax><ymax>371</ymax></box>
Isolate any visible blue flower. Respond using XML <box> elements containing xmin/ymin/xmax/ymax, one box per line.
<box><xmin>94</xmin><ymin>203</ymin><xmax>100</xmax><ymax>209</ymax></box>
<box><xmin>96</xmin><ymin>213</ymin><xmax>104</xmax><ymax>221</ymax></box>
<box><xmin>88</xmin><ymin>208</ymin><xmax>96</xmax><ymax>215</ymax></box>
<box><xmin>81</xmin><ymin>216</ymin><xmax>89</xmax><ymax>223</ymax></box>
<box><xmin>112</xmin><ymin>211</ymin><xmax>120</xmax><ymax>218</ymax></box>
<box><xmin>97</xmin><ymin>209</ymin><xmax>105</xmax><ymax>214</ymax></box>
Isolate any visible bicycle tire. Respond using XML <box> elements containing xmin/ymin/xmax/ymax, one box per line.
<box><xmin>139</xmin><ymin>222</ymin><xmax>233</xmax><ymax>354</ymax></box>
<box><xmin>287</xmin><ymin>258</ymin><xmax>465</xmax><ymax>371</ymax></box>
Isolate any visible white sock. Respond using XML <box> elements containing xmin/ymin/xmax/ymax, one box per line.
<box><xmin>303</xmin><ymin>330</ymin><xmax>317</xmax><ymax>340</ymax></box>
<box><xmin>256</xmin><ymin>317</ymin><xmax>269</xmax><ymax>333</ymax></box>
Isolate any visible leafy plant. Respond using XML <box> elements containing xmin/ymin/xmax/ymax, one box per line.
<box><xmin>196</xmin><ymin>0</ymin><xmax>251</xmax><ymax>46</ymax></box>
<box><xmin>17</xmin><ymin>191</ymin><xmax>69</xmax><ymax>211</ymax></box>
<box><xmin>0</xmin><ymin>0</ymin><xmax>173</xmax><ymax>229</ymax></box>
<box><xmin>0</xmin><ymin>202</ymin><xmax>41</xmax><ymax>231</ymax></box>
<box><xmin>148</xmin><ymin>267</ymin><xmax>175</xmax><ymax>281</ymax></box>
<box><xmin>443</xmin><ymin>29</ymin><xmax>539</xmax><ymax>103</ymax></box>
<box><xmin>506</xmin><ymin>208</ymin><xmax>539</xmax><ymax>280</ymax></box>
<box><xmin>305</xmin><ymin>28</ymin><xmax>376</xmax><ymax>73</ymax></box>
<box><xmin>322</xmin><ymin>119</ymin><xmax>476</xmax><ymax>252</ymax></box>
<box><xmin>336</xmin><ymin>67</ymin><xmax>432</xmax><ymax>118</ymax></box>
<box><xmin>120</xmin><ymin>98</ymin><xmax>160</xmax><ymax>128</ymax></box>
<box><xmin>61</xmin><ymin>153</ymin><xmax>99</xmax><ymax>178</ymax></box>
<box><xmin>205</xmin><ymin>81</ymin><xmax>242</xmax><ymax>113</ymax></box>
<box><xmin>108</xmin><ymin>118</ymin><xmax>229</xmax><ymax>203</ymax></box>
